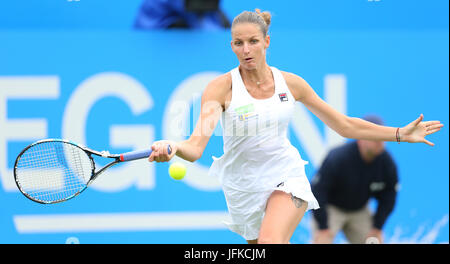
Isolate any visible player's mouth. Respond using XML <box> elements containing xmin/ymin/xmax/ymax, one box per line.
<box><xmin>244</xmin><ymin>57</ymin><xmax>254</xmax><ymax>62</ymax></box>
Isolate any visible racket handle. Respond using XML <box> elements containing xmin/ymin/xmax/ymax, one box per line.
<box><xmin>120</xmin><ymin>145</ymin><xmax>172</xmax><ymax>162</ymax></box>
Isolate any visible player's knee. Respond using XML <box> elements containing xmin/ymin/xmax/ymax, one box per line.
<box><xmin>257</xmin><ymin>234</ymin><xmax>287</xmax><ymax>244</ymax></box>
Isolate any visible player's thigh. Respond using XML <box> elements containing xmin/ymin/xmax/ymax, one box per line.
<box><xmin>258</xmin><ymin>190</ymin><xmax>307</xmax><ymax>244</ymax></box>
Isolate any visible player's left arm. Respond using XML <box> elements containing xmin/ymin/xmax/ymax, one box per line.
<box><xmin>282</xmin><ymin>71</ymin><xmax>444</xmax><ymax>145</ymax></box>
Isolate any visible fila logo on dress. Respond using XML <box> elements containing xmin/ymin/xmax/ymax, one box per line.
<box><xmin>278</xmin><ymin>93</ymin><xmax>288</xmax><ymax>102</ymax></box>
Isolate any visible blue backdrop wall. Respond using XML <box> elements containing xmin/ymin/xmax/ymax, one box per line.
<box><xmin>0</xmin><ymin>1</ymin><xmax>448</xmax><ymax>244</ymax></box>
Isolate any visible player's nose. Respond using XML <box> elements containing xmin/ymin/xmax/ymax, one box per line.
<box><xmin>243</xmin><ymin>43</ymin><xmax>250</xmax><ymax>53</ymax></box>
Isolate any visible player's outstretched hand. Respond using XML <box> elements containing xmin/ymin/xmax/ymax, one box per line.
<box><xmin>401</xmin><ymin>114</ymin><xmax>444</xmax><ymax>146</ymax></box>
<box><xmin>148</xmin><ymin>140</ymin><xmax>177</xmax><ymax>162</ymax></box>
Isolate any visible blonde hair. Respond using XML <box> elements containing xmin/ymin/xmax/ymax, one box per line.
<box><xmin>231</xmin><ymin>9</ymin><xmax>272</xmax><ymax>36</ymax></box>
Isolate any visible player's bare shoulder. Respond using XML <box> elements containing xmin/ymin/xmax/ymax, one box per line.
<box><xmin>280</xmin><ymin>71</ymin><xmax>311</xmax><ymax>101</ymax></box>
<box><xmin>202</xmin><ymin>72</ymin><xmax>232</xmax><ymax>110</ymax></box>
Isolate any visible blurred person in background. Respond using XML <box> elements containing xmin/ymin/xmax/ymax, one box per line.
<box><xmin>311</xmin><ymin>115</ymin><xmax>400</xmax><ymax>244</ymax></box>
<box><xmin>134</xmin><ymin>0</ymin><xmax>230</xmax><ymax>30</ymax></box>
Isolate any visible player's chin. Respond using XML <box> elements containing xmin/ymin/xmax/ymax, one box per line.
<box><xmin>240</xmin><ymin>61</ymin><xmax>257</xmax><ymax>70</ymax></box>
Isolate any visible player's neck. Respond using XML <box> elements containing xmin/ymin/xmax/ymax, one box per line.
<box><xmin>239</xmin><ymin>63</ymin><xmax>272</xmax><ymax>88</ymax></box>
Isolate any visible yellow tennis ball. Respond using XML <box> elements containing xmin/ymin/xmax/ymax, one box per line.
<box><xmin>169</xmin><ymin>162</ymin><xmax>186</xmax><ymax>180</ymax></box>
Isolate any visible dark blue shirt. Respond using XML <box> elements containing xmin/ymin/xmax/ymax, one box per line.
<box><xmin>134</xmin><ymin>0</ymin><xmax>229</xmax><ymax>30</ymax></box>
<box><xmin>311</xmin><ymin>141</ymin><xmax>399</xmax><ymax>230</ymax></box>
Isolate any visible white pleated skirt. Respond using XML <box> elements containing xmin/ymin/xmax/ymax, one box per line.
<box><xmin>222</xmin><ymin>175</ymin><xmax>320</xmax><ymax>241</ymax></box>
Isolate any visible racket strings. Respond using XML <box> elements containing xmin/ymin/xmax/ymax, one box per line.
<box><xmin>15</xmin><ymin>141</ymin><xmax>93</xmax><ymax>203</ymax></box>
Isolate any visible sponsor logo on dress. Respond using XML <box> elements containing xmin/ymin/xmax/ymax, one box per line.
<box><xmin>278</xmin><ymin>93</ymin><xmax>288</xmax><ymax>102</ymax></box>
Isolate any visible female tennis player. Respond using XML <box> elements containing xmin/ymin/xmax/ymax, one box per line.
<box><xmin>148</xmin><ymin>9</ymin><xmax>443</xmax><ymax>244</ymax></box>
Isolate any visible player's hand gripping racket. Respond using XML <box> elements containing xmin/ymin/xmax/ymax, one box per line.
<box><xmin>14</xmin><ymin>139</ymin><xmax>171</xmax><ymax>204</ymax></box>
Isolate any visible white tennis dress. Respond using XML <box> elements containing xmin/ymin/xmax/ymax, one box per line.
<box><xmin>209</xmin><ymin>66</ymin><xmax>320</xmax><ymax>240</ymax></box>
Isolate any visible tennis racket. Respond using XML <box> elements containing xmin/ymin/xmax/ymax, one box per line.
<box><xmin>14</xmin><ymin>138</ymin><xmax>171</xmax><ymax>204</ymax></box>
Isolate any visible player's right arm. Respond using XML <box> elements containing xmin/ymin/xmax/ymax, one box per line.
<box><xmin>149</xmin><ymin>73</ymin><xmax>232</xmax><ymax>163</ymax></box>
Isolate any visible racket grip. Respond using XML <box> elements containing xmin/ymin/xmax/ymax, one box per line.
<box><xmin>120</xmin><ymin>145</ymin><xmax>172</xmax><ymax>162</ymax></box>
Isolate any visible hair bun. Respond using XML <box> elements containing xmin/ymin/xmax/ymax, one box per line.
<box><xmin>255</xmin><ymin>9</ymin><xmax>271</xmax><ymax>27</ymax></box>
